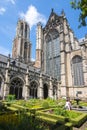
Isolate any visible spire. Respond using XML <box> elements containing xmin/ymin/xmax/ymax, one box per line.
<box><xmin>51</xmin><ymin>8</ymin><xmax>54</xmax><ymax>13</ymax></box>
<box><xmin>61</xmin><ymin>9</ymin><xmax>66</xmax><ymax>18</ymax></box>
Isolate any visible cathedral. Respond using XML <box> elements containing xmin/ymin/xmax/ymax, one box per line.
<box><xmin>0</xmin><ymin>9</ymin><xmax>87</xmax><ymax>100</ymax></box>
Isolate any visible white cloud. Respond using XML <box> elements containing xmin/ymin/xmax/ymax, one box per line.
<box><xmin>0</xmin><ymin>46</ymin><xmax>10</xmax><ymax>56</ymax></box>
<box><xmin>31</xmin><ymin>58</ymin><xmax>35</xmax><ymax>62</ymax></box>
<box><xmin>0</xmin><ymin>7</ymin><xmax>6</xmax><ymax>15</ymax></box>
<box><xmin>19</xmin><ymin>5</ymin><xmax>46</xmax><ymax>29</ymax></box>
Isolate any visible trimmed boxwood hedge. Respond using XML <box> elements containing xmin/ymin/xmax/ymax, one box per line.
<box><xmin>37</xmin><ymin>111</ymin><xmax>67</xmax><ymax>124</ymax></box>
<box><xmin>69</xmin><ymin>112</ymin><xmax>87</xmax><ymax>127</ymax></box>
<box><xmin>36</xmin><ymin>108</ymin><xmax>87</xmax><ymax>129</ymax></box>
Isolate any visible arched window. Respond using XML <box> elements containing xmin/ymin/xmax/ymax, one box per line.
<box><xmin>10</xmin><ymin>77</ymin><xmax>23</xmax><ymax>99</ymax></box>
<box><xmin>21</xmin><ymin>23</ymin><xmax>23</xmax><ymax>36</ymax></box>
<box><xmin>24</xmin><ymin>42</ymin><xmax>27</xmax><ymax>61</ymax></box>
<box><xmin>30</xmin><ymin>81</ymin><xmax>38</xmax><ymax>98</ymax></box>
<box><xmin>25</xmin><ymin>24</ymin><xmax>27</xmax><ymax>38</ymax></box>
<box><xmin>45</xmin><ymin>29</ymin><xmax>61</xmax><ymax>80</ymax></box>
<box><xmin>72</xmin><ymin>56</ymin><xmax>84</xmax><ymax>86</ymax></box>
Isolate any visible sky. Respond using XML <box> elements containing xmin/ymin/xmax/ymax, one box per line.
<box><xmin>0</xmin><ymin>0</ymin><xmax>87</xmax><ymax>60</ymax></box>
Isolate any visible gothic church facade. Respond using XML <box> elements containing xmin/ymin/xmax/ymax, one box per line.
<box><xmin>35</xmin><ymin>9</ymin><xmax>87</xmax><ymax>98</ymax></box>
<box><xmin>0</xmin><ymin>9</ymin><xmax>87</xmax><ymax>100</ymax></box>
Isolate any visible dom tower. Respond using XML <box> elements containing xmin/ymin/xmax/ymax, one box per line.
<box><xmin>12</xmin><ymin>20</ymin><xmax>31</xmax><ymax>63</ymax></box>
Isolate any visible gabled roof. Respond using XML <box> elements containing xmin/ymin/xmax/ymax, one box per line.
<box><xmin>44</xmin><ymin>9</ymin><xmax>63</xmax><ymax>29</ymax></box>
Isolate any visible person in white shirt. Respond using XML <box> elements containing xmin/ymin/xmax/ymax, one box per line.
<box><xmin>65</xmin><ymin>99</ymin><xmax>71</xmax><ymax>110</ymax></box>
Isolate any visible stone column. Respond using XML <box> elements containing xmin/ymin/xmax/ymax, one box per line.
<box><xmin>49</xmin><ymin>77</ymin><xmax>53</xmax><ymax>99</ymax></box>
<box><xmin>81</xmin><ymin>45</ymin><xmax>87</xmax><ymax>86</ymax></box>
<box><xmin>24</xmin><ymin>66</ymin><xmax>29</xmax><ymax>100</ymax></box>
<box><xmin>3</xmin><ymin>55</ymin><xmax>10</xmax><ymax>99</ymax></box>
<box><xmin>60</xmin><ymin>30</ymin><xmax>66</xmax><ymax>97</ymax></box>
<box><xmin>38</xmin><ymin>73</ymin><xmax>43</xmax><ymax>99</ymax></box>
<box><xmin>57</xmin><ymin>81</ymin><xmax>61</xmax><ymax>99</ymax></box>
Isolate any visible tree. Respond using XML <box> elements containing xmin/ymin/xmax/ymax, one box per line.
<box><xmin>70</xmin><ymin>0</ymin><xmax>87</xmax><ymax>27</ymax></box>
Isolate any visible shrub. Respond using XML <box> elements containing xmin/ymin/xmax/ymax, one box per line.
<box><xmin>0</xmin><ymin>112</ymin><xmax>46</xmax><ymax>130</ymax></box>
<box><xmin>54</xmin><ymin>107</ymin><xmax>68</xmax><ymax>117</ymax></box>
<box><xmin>6</xmin><ymin>94</ymin><xmax>15</xmax><ymax>102</ymax></box>
<box><xmin>42</xmin><ymin>101</ymin><xmax>49</xmax><ymax>108</ymax></box>
<box><xmin>0</xmin><ymin>102</ymin><xmax>7</xmax><ymax>112</ymax></box>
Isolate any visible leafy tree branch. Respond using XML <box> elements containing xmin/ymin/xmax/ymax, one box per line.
<box><xmin>70</xmin><ymin>0</ymin><xmax>87</xmax><ymax>27</ymax></box>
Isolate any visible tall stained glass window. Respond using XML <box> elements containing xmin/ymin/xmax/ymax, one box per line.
<box><xmin>45</xmin><ymin>29</ymin><xmax>61</xmax><ymax>80</ymax></box>
<box><xmin>72</xmin><ymin>56</ymin><xmax>84</xmax><ymax>86</ymax></box>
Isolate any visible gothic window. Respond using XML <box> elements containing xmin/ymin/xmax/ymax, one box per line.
<box><xmin>72</xmin><ymin>56</ymin><xmax>84</xmax><ymax>86</ymax></box>
<box><xmin>53</xmin><ymin>57</ymin><xmax>61</xmax><ymax>80</ymax></box>
<box><xmin>25</xmin><ymin>24</ymin><xmax>27</xmax><ymax>38</ymax></box>
<box><xmin>24</xmin><ymin>42</ymin><xmax>27</xmax><ymax>60</ymax></box>
<box><xmin>0</xmin><ymin>77</ymin><xmax>2</xmax><ymax>91</ymax></box>
<box><xmin>30</xmin><ymin>81</ymin><xmax>38</xmax><ymax>98</ymax></box>
<box><xmin>21</xmin><ymin>23</ymin><xmax>23</xmax><ymax>36</ymax></box>
<box><xmin>10</xmin><ymin>77</ymin><xmax>23</xmax><ymax>99</ymax></box>
<box><xmin>45</xmin><ymin>29</ymin><xmax>61</xmax><ymax>79</ymax></box>
<box><xmin>20</xmin><ymin>39</ymin><xmax>23</xmax><ymax>55</ymax></box>
<box><xmin>24</xmin><ymin>42</ymin><xmax>27</xmax><ymax>49</ymax></box>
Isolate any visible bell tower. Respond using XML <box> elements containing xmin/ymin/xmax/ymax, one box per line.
<box><xmin>12</xmin><ymin>20</ymin><xmax>31</xmax><ymax>63</ymax></box>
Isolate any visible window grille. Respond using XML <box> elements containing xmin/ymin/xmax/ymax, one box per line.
<box><xmin>72</xmin><ymin>56</ymin><xmax>84</xmax><ymax>86</ymax></box>
<box><xmin>45</xmin><ymin>30</ymin><xmax>61</xmax><ymax>79</ymax></box>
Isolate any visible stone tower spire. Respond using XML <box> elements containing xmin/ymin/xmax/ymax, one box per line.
<box><xmin>35</xmin><ymin>22</ymin><xmax>43</xmax><ymax>68</ymax></box>
<box><xmin>12</xmin><ymin>19</ymin><xmax>31</xmax><ymax>63</ymax></box>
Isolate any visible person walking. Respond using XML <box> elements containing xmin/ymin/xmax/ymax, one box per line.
<box><xmin>65</xmin><ymin>99</ymin><xmax>71</xmax><ymax>110</ymax></box>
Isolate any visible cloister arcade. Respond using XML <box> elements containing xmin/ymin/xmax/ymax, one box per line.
<box><xmin>0</xmin><ymin>56</ymin><xmax>59</xmax><ymax>100</ymax></box>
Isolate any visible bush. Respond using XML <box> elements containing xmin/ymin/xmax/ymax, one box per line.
<box><xmin>0</xmin><ymin>102</ymin><xmax>7</xmax><ymax>112</ymax></box>
<box><xmin>0</xmin><ymin>112</ymin><xmax>46</xmax><ymax>130</ymax></box>
<box><xmin>42</xmin><ymin>101</ymin><xmax>49</xmax><ymax>108</ymax></box>
<box><xmin>6</xmin><ymin>94</ymin><xmax>15</xmax><ymax>102</ymax></box>
<box><xmin>54</xmin><ymin>107</ymin><xmax>68</xmax><ymax>117</ymax></box>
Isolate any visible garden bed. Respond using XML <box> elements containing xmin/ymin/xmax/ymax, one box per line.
<box><xmin>36</xmin><ymin>108</ymin><xmax>87</xmax><ymax>129</ymax></box>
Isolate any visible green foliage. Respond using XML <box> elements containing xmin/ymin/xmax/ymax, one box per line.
<box><xmin>53</xmin><ymin>107</ymin><xmax>82</xmax><ymax>119</ymax></box>
<box><xmin>54</xmin><ymin>107</ymin><xmax>68</xmax><ymax>117</ymax></box>
<box><xmin>79</xmin><ymin>101</ymin><xmax>87</xmax><ymax>106</ymax></box>
<box><xmin>70</xmin><ymin>0</ymin><xmax>87</xmax><ymax>27</ymax></box>
<box><xmin>46</xmin><ymin>97</ymin><xmax>57</xmax><ymax>106</ymax></box>
<box><xmin>69</xmin><ymin>112</ymin><xmax>87</xmax><ymax>127</ymax></box>
<box><xmin>0</xmin><ymin>99</ymin><xmax>87</xmax><ymax>130</ymax></box>
<box><xmin>0</xmin><ymin>112</ymin><xmax>46</xmax><ymax>130</ymax></box>
<box><xmin>0</xmin><ymin>102</ymin><xmax>7</xmax><ymax>112</ymax></box>
<box><xmin>6</xmin><ymin>94</ymin><xmax>15</xmax><ymax>102</ymax></box>
<box><xmin>42</xmin><ymin>101</ymin><xmax>49</xmax><ymax>108</ymax></box>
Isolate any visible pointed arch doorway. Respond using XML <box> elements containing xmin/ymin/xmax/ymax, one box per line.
<box><xmin>10</xmin><ymin>77</ymin><xmax>24</xmax><ymax>99</ymax></box>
